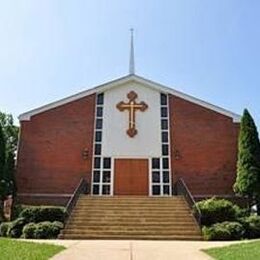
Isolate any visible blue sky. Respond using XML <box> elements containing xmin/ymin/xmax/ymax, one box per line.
<box><xmin>0</xmin><ymin>0</ymin><xmax>260</xmax><ymax>126</ymax></box>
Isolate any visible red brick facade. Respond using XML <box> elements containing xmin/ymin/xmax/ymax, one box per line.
<box><xmin>16</xmin><ymin>85</ymin><xmax>240</xmax><ymax>204</ymax></box>
<box><xmin>169</xmin><ymin>95</ymin><xmax>239</xmax><ymax>197</ymax></box>
<box><xmin>17</xmin><ymin>94</ymin><xmax>96</xmax><ymax>202</ymax></box>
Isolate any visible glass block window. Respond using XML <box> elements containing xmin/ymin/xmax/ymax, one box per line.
<box><xmin>151</xmin><ymin>93</ymin><xmax>171</xmax><ymax>196</ymax></box>
<box><xmin>92</xmin><ymin>92</ymin><xmax>113</xmax><ymax>195</ymax></box>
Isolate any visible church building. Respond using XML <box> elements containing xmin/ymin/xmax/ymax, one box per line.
<box><xmin>16</xmin><ymin>34</ymin><xmax>241</xmax><ymax>206</ymax></box>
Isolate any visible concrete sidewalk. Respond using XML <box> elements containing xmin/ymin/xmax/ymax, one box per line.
<box><xmin>29</xmin><ymin>239</ymin><xmax>247</xmax><ymax>260</ymax></box>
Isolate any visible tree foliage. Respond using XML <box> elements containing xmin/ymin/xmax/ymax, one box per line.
<box><xmin>0</xmin><ymin>125</ymin><xmax>5</xmax><ymax>182</ymax></box>
<box><xmin>0</xmin><ymin>112</ymin><xmax>18</xmax><ymax>200</ymax></box>
<box><xmin>0</xmin><ymin>112</ymin><xmax>19</xmax><ymax>154</ymax></box>
<box><xmin>234</xmin><ymin>109</ymin><xmax>260</xmax><ymax>200</ymax></box>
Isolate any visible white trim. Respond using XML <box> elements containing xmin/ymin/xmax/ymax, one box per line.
<box><xmin>149</xmin><ymin>158</ymin><xmax>152</xmax><ymax>196</ymax></box>
<box><xmin>19</xmin><ymin>74</ymin><xmax>241</xmax><ymax>123</ymax></box>
<box><xmin>111</xmin><ymin>157</ymin><xmax>115</xmax><ymax>196</ymax></box>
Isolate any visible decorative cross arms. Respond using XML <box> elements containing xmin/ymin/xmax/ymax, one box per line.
<box><xmin>116</xmin><ymin>91</ymin><xmax>148</xmax><ymax>138</ymax></box>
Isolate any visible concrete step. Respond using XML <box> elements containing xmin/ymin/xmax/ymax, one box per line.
<box><xmin>75</xmin><ymin>204</ymin><xmax>188</xmax><ymax>209</ymax></box>
<box><xmin>60</xmin><ymin>234</ymin><xmax>202</xmax><ymax>241</ymax></box>
<box><xmin>72</xmin><ymin>209</ymin><xmax>191</xmax><ymax>214</ymax></box>
<box><xmin>67</xmin><ymin>221</ymin><xmax>197</xmax><ymax>226</ymax></box>
<box><xmin>69</xmin><ymin>215</ymin><xmax>195</xmax><ymax>222</ymax></box>
<box><xmin>70</xmin><ymin>213</ymin><xmax>194</xmax><ymax>218</ymax></box>
<box><xmin>62</xmin><ymin>196</ymin><xmax>202</xmax><ymax>241</ymax></box>
<box><xmin>62</xmin><ymin>228</ymin><xmax>201</xmax><ymax>235</ymax></box>
<box><xmin>63</xmin><ymin>226</ymin><xmax>200</xmax><ymax>233</ymax></box>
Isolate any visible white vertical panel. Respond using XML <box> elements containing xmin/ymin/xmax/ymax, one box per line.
<box><xmin>102</xmin><ymin>82</ymin><xmax>161</xmax><ymax>157</ymax></box>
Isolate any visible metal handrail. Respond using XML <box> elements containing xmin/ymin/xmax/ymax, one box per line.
<box><xmin>174</xmin><ymin>178</ymin><xmax>201</xmax><ymax>227</ymax></box>
<box><xmin>64</xmin><ymin>178</ymin><xmax>88</xmax><ymax>224</ymax></box>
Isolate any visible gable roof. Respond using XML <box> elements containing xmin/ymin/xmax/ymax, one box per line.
<box><xmin>19</xmin><ymin>74</ymin><xmax>241</xmax><ymax>122</ymax></box>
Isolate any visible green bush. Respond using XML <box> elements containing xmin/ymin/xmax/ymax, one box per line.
<box><xmin>203</xmin><ymin>221</ymin><xmax>245</xmax><ymax>241</ymax></box>
<box><xmin>12</xmin><ymin>204</ymin><xmax>24</xmax><ymax>220</ymax></box>
<box><xmin>0</xmin><ymin>222</ymin><xmax>10</xmax><ymax>237</ymax></box>
<box><xmin>34</xmin><ymin>221</ymin><xmax>64</xmax><ymax>239</ymax></box>
<box><xmin>240</xmin><ymin>215</ymin><xmax>260</xmax><ymax>239</ymax></box>
<box><xmin>195</xmin><ymin>198</ymin><xmax>244</xmax><ymax>226</ymax></box>
<box><xmin>19</xmin><ymin>206</ymin><xmax>65</xmax><ymax>223</ymax></box>
<box><xmin>22</xmin><ymin>223</ymin><xmax>37</xmax><ymax>239</ymax></box>
<box><xmin>7</xmin><ymin>217</ymin><xmax>28</xmax><ymax>238</ymax></box>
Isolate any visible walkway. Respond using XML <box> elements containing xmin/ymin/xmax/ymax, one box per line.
<box><xmin>30</xmin><ymin>239</ymin><xmax>246</xmax><ymax>260</ymax></box>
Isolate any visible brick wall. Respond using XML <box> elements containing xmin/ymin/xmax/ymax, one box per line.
<box><xmin>16</xmin><ymin>94</ymin><xmax>96</xmax><ymax>197</ymax></box>
<box><xmin>169</xmin><ymin>95</ymin><xmax>240</xmax><ymax>196</ymax></box>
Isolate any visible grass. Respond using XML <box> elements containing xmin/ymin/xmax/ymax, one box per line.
<box><xmin>203</xmin><ymin>240</ymin><xmax>260</xmax><ymax>260</ymax></box>
<box><xmin>0</xmin><ymin>238</ymin><xmax>65</xmax><ymax>260</ymax></box>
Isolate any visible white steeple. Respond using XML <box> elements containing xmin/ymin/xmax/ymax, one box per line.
<box><xmin>129</xmin><ymin>28</ymin><xmax>135</xmax><ymax>75</ymax></box>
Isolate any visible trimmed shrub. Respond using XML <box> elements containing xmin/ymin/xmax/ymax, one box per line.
<box><xmin>195</xmin><ymin>198</ymin><xmax>244</xmax><ymax>226</ymax></box>
<box><xmin>34</xmin><ymin>221</ymin><xmax>64</xmax><ymax>239</ymax></box>
<box><xmin>12</xmin><ymin>204</ymin><xmax>24</xmax><ymax>220</ymax></box>
<box><xmin>7</xmin><ymin>217</ymin><xmax>28</xmax><ymax>238</ymax></box>
<box><xmin>19</xmin><ymin>206</ymin><xmax>65</xmax><ymax>223</ymax></box>
<box><xmin>22</xmin><ymin>223</ymin><xmax>37</xmax><ymax>239</ymax></box>
<box><xmin>0</xmin><ymin>222</ymin><xmax>10</xmax><ymax>237</ymax></box>
<box><xmin>203</xmin><ymin>221</ymin><xmax>245</xmax><ymax>241</ymax></box>
<box><xmin>240</xmin><ymin>215</ymin><xmax>260</xmax><ymax>239</ymax></box>
<box><xmin>50</xmin><ymin>221</ymin><xmax>64</xmax><ymax>238</ymax></box>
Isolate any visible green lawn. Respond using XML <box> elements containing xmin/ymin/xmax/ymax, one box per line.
<box><xmin>203</xmin><ymin>240</ymin><xmax>260</xmax><ymax>260</ymax></box>
<box><xmin>0</xmin><ymin>238</ymin><xmax>65</xmax><ymax>260</ymax></box>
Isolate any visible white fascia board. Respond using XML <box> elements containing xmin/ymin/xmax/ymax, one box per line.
<box><xmin>18</xmin><ymin>75</ymin><xmax>134</xmax><ymax>121</ymax></box>
<box><xmin>18</xmin><ymin>74</ymin><xmax>241</xmax><ymax>123</ymax></box>
<box><xmin>133</xmin><ymin>75</ymin><xmax>241</xmax><ymax>123</ymax></box>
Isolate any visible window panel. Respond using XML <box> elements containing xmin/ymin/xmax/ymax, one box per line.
<box><xmin>161</xmin><ymin>119</ymin><xmax>168</xmax><ymax>130</ymax></box>
<box><xmin>95</xmin><ymin>144</ymin><xmax>101</xmax><ymax>155</ymax></box>
<box><xmin>95</xmin><ymin>131</ymin><xmax>102</xmax><ymax>142</ymax></box>
<box><xmin>96</xmin><ymin>107</ymin><xmax>103</xmax><ymax>117</ymax></box>
<box><xmin>93</xmin><ymin>171</ymin><xmax>100</xmax><ymax>182</ymax></box>
<box><xmin>102</xmin><ymin>185</ymin><xmax>110</xmax><ymax>195</ymax></box>
<box><xmin>162</xmin><ymin>158</ymin><xmax>169</xmax><ymax>169</ymax></box>
<box><xmin>163</xmin><ymin>171</ymin><xmax>170</xmax><ymax>183</ymax></box>
<box><xmin>152</xmin><ymin>185</ymin><xmax>160</xmax><ymax>195</ymax></box>
<box><xmin>97</xmin><ymin>93</ymin><xmax>104</xmax><ymax>105</ymax></box>
<box><xmin>152</xmin><ymin>158</ymin><xmax>160</xmax><ymax>169</ymax></box>
<box><xmin>94</xmin><ymin>157</ymin><xmax>101</xmax><ymax>169</ymax></box>
<box><xmin>96</xmin><ymin>119</ymin><xmax>103</xmax><ymax>129</ymax></box>
<box><xmin>161</xmin><ymin>132</ymin><xmax>168</xmax><ymax>143</ymax></box>
<box><xmin>103</xmin><ymin>171</ymin><xmax>111</xmax><ymax>183</ymax></box>
<box><xmin>161</xmin><ymin>107</ymin><xmax>168</xmax><ymax>118</ymax></box>
<box><xmin>162</xmin><ymin>144</ymin><xmax>169</xmax><ymax>156</ymax></box>
<box><xmin>160</xmin><ymin>93</ymin><xmax>167</xmax><ymax>105</ymax></box>
<box><xmin>93</xmin><ymin>185</ymin><xmax>100</xmax><ymax>195</ymax></box>
<box><xmin>103</xmin><ymin>157</ymin><xmax>111</xmax><ymax>169</ymax></box>
<box><xmin>163</xmin><ymin>185</ymin><xmax>170</xmax><ymax>195</ymax></box>
<box><xmin>152</xmin><ymin>171</ymin><xmax>160</xmax><ymax>183</ymax></box>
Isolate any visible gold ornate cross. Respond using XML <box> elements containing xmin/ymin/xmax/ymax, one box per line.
<box><xmin>116</xmin><ymin>91</ymin><xmax>148</xmax><ymax>137</ymax></box>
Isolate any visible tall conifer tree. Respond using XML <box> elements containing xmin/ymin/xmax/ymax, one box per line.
<box><xmin>234</xmin><ymin>109</ymin><xmax>260</xmax><ymax>210</ymax></box>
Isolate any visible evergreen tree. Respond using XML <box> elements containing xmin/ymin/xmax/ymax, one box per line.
<box><xmin>4</xmin><ymin>151</ymin><xmax>16</xmax><ymax>196</ymax></box>
<box><xmin>234</xmin><ymin>109</ymin><xmax>260</xmax><ymax>209</ymax></box>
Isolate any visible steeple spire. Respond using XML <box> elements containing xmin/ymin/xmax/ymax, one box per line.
<box><xmin>129</xmin><ymin>28</ymin><xmax>135</xmax><ymax>75</ymax></box>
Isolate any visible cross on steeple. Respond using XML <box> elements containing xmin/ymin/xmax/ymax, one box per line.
<box><xmin>117</xmin><ymin>91</ymin><xmax>148</xmax><ymax>137</ymax></box>
<box><xmin>129</xmin><ymin>28</ymin><xmax>135</xmax><ymax>74</ymax></box>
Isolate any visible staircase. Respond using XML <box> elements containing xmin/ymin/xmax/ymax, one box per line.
<box><xmin>60</xmin><ymin>196</ymin><xmax>202</xmax><ymax>240</ymax></box>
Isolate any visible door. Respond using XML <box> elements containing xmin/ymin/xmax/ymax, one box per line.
<box><xmin>114</xmin><ymin>159</ymin><xmax>149</xmax><ymax>195</ymax></box>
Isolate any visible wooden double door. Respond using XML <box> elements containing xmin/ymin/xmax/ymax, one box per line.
<box><xmin>114</xmin><ymin>159</ymin><xmax>149</xmax><ymax>195</ymax></box>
